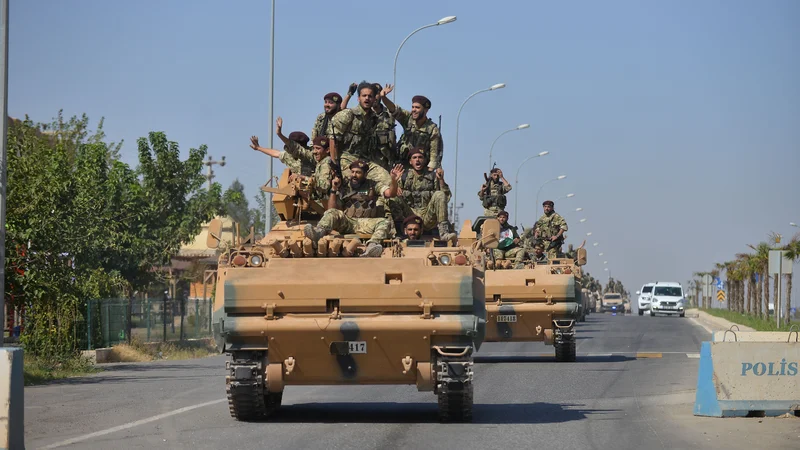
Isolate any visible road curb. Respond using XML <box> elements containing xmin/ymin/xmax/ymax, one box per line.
<box><xmin>685</xmin><ymin>308</ymin><xmax>755</xmax><ymax>333</ymax></box>
<box><xmin>1</xmin><ymin>347</ymin><xmax>24</xmax><ymax>450</ymax></box>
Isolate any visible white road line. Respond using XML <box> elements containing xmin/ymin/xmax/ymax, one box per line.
<box><xmin>686</xmin><ymin>353</ymin><xmax>700</xmax><ymax>358</ymax></box>
<box><xmin>41</xmin><ymin>398</ymin><xmax>226</xmax><ymax>449</ymax></box>
<box><xmin>586</xmin><ymin>353</ymin><xmax>612</xmax><ymax>357</ymax></box>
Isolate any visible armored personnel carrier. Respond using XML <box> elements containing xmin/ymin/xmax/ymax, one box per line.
<box><xmin>208</xmin><ymin>170</ymin><xmax>497</xmax><ymax>423</ymax></box>
<box><xmin>460</xmin><ymin>217</ymin><xmax>586</xmax><ymax>362</ymax></box>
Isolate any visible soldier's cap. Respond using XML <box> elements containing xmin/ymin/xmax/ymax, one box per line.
<box><xmin>497</xmin><ymin>210</ymin><xmax>509</xmax><ymax>218</ymax></box>
<box><xmin>323</xmin><ymin>92</ymin><xmax>342</xmax><ymax>103</ymax></box>
<box><xmin>534</xmin><ymin>243</ymin><xmax>545</xmax><ymax>250</ymax></box>
<box><xmin>403</xmin><ymin>215</ymin><xmax>423</xmax><ymax>228</ymax></box>
<box><xmin>490</xmin><ymin>168</ymin><xmax>501</xmax><ymax>174</ymax></box>
<box><xmin>407</xmin><ymin>147</ymin><xmax>426</xmax><ymax>160</ymax></box>
<box><xmin>349</xmin><ymin>159</ymin><xmax>369</xmax><ymax>173</ymax></box>
<box><xmin>312</xmin><ymin>136</ymin><xmax>329</xmax><ymax>148</ymax></box>
<box><xmin>412</xmin><ymin>95</ymin><xmax>431</xmax><ymax>109</ymax></box>
<box><xmin>288</xmin><ymin>131</ymin><xmax>310</xmax><ymax>146</ymax></box>
<box><xmin>372</xmin><ymin>83</ymin><xmax>383</xmax><ymax>91</ymax></box>
<box><xmin>542</xmin><ymin>200</ymin><xmax>554</xmax><ymax>207</ymax></box>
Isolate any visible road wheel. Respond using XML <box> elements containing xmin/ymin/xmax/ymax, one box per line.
<box><xmin>650</xmin><ymin>311</ymin><xmax>656</xmax><ymax>317</ymax></box>
<box><xmin>679</xmin><ymin>312</ymin><xmax>685</xmax><ymax>318</ymax></box>
<box><xmin>638</xmin><ymin>310</ymin><xmax>644</xmax><ymax>316</ymax></box>
<box><xmin>555</xmin><ymin>339</ymin><xmax>576</xmax><ymax>362</ymax></box>
<box><xmin>437</xmin><ymin>382</ymin><xmax>474</xmax><ymax>423</ymax></box>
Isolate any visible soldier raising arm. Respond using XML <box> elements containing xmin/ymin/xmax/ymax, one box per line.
<box><xmin>478</xmin><ymin>168</ymin><xmax>512</xmax><ymax>217</ymax></box>
<box><xmin>379</xmin><ymin>84</ymin><xmax>443</xmax><ymax>169</ymax></box>
<box><xmin>250</xmin><ymin>121</ymin><xmax>314</xmax><ymax>176</ymax></box>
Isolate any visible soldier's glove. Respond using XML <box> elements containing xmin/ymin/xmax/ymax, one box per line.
<box><xmin>348</xmin><ymin>83</ymin><xmax>357</xmax><ymax>95</ymax></box>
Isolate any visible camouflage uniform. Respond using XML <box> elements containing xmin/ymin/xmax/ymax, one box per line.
<box><xmin>478</xmin><ymin>180</ymin><xmax>512</xmax><ymax>216</ymax></box>
<box><xmin>332</xmin><ymin>105</ymin><xmax>392</xmax><ymax>192</ymax></box>
<box><xmin>394</xmin><ymin>107</ymin><xmax>443</xmax><ymax>170</ymax></box>
<box><xmin>318</xmin><ymin>179</ymin><xmax>393</xmax><ymax>245</ymax></box>
<box><xmin>492</xmin><ymin>223</ymin><xmax>526</xmax><ymax>267</ymax></box>
<box><xmin>278</xmin><ymin>144</ymin><xmax>315</xmax><ymax>177</ymax></box>
<box><xmin>373</xmin><ymin>104</ymin><xmax>397</xmax><ymax>170</ymax></box>
<box><xmin>311</xmin><ymin>112</ymin><xmax>336</xmax><ymax>141</ymax></box>
<box><xmin>283</xmin><ymin>141</ymin><xmax>332</xmax><ymax>198</ymax></box>
<box><xmin>535</xmin><ymin>212</ymin><xmax>568</xmax><ymax>259</ymax></box>
<box><xmin>391</xmin><ymin>169</ymin><xmax>451</xmax><ymax>232</ymax></box>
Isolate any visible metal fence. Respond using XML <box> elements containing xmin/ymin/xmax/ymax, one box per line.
<box><xmin>85</xmin><ymin>296</ymin><xmax>213</xmax><ymax>350</ymax></box>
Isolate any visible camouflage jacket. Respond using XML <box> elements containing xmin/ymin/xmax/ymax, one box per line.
<box><xmin>399</xmin><ymin>169</ymin><xmax>450</xmax><ymax>211</ymax></box>
<box><xmin>373</xmin><ymin>104</ymin><xmax>397</xmax><ymax>169</ymax></box>
<box><xmin>394</xmin><ymin>107</ymin><xmax>442</xmax><ymax>169</ymax></box>
<box><xmin>335</xmin><ymin>179</ymin><xmax>386</xmax><ymax>219</ymax></box>
<box><xmin>478</xmin><ymin>179</ymin><xmax>512</xmax><ymax>209</ymax></box>
<box><xmin>311</xmin><ymin>112</ymin><xmax>335</xmax><ymax>140</ymax></box>
<box><xmin>332</xmin><ymin>105</ymin><xmax>379</xmax><ymax>161</ymax></box>
<box><xmin>279</xmin><ymin>142</ymin><xmax>315</xmax><ymax>176</ymax></box>
<box><xmin>535</xmin><ymin>212</ymin><xmax>568</xmax><ymax>239</ymax></box>
<box><xmin>283</xmin><ymin>141</ymin><xmax>333</xmax><ymax>199</ymax></box>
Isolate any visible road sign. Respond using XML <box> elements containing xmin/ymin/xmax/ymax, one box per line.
<box><xmin>714</xmin><ymin>277</ymin><xmax>723</xmax><ymax>291</ymax></box>
<box><xmin>702</xmin><ymin>274</ymin><xmax>714</xmax><ymax>297</ymax></box>
<box><xmin>768</xmin><ymin>250</ymin><xmax>793</xmax><ymax>275</ymax></box>
<box><xmin>717</xmin><ymin>290</ymin><xmax>726</xmax><ymax>302</ymax></box>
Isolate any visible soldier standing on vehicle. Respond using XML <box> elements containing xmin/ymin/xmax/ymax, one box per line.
<box><xmin>391</xmin><ymin>148</ymin><xmax>457</xmax><ymax>243</ymax></box>
<box><xmin>311</xmin><ymin>90</ymin><xmax>349</xmax><ymax>140</ymax></box>
<box><xmin>304</xmin><ymin>160</ymin><xmax>402</xmax><ymax>257</ymax></box>
<box><xmin>331</xmin><ymin>82</ymin><xmax>393</xmax><ymax>189</ymax></box>
<box><xmin>534</xmin><ymin>200</ymin><xmax>568</xmax><ymax>259</ymax></box>
<box><xmin>250</xmin><ymin>127</ymin><xmax>314</xmax><ymax>177</ymax></box>
<box><xmin>371</xmin><ymin>83</ymin><xmax>397</xmax><ymax>170</ymax></box>
<box><xmin>401</xmin><ymin>215</ymin><xmax>423</xmax><ymax>241</ymax></box>
<box><xmin>478</xmin><ymin>168</ymin><xmax>512</xmax><ymax>216</ymax></box>
<box><xmin>378</xmin><ymin>84</ymin><xmax>442</xmax><ymax>169</ymax></box>
<box><xmin>272</xmin><ymin>117</ymin><xmax>335</xmax><ymax>200</ymax></box>
<box><xmin>492</xmin><ymin>210</ymin><xmax>526</xmax><ymax>269</ymax></box>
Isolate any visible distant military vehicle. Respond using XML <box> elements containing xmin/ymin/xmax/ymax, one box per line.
<box><xmin>601</xmin><ymin>292</ymin><xmax>625</xmax><ymax>314</ymax></box>
<box><xmin>460</xmin><ymin>217</ymin><xmax>586</xmax><ymax>362</ymax></box>
<box><xmin>208</xmin><ymin>170</ymin><xmax>497</xmax><ymax>423</ymax></box>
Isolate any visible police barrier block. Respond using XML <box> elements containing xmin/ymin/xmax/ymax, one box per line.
<box><xmin>693</xmin><ymin>341</ymin><xmax>800</xmax><ymax>417</ymax></box>
<box><xmin>1</xmin><ymin>347</ymin><xmax>25</xmax><ymax>450</ymax></box>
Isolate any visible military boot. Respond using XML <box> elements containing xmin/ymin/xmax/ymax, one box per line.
<box><xmin>303</xmin><ymin>224</ymin><xmax>327</xmax><ymax>242</ymax></box>
<box><xmin>438</xmin><ymin>222</ymin><xmax>457</xmax><ymax>243</ymax></box>
<box><xmin>361</xmin><ymin>242</ymin><xmax>383</xmax><ymax>258</ymax></box>
<box><xmin>486</xmin><ymin>260</ymin><xmax>495</xmax><ymax>270</ymax></box>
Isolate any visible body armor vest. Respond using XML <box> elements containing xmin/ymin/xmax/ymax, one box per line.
<box><xmin>482</xmin><ymin>180</ymin><xmax>507</xmax><ymax>209</ymax></box>
<box><xmin>342</xmin><ymin>182</ymin><xmax>380</xmax><ymax>218</ymax></box>
<box><xmin>401</xmin><ymin>170</ymin><xmax>437</xmax><ymax>210</ymax></box>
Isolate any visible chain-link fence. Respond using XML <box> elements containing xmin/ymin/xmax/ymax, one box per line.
<box><xmin>84</xmin><ymin>296</ymin><xmax>213</xmax><ymax>350</ymax></box>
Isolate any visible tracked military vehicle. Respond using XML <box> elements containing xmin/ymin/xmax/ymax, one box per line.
<box><xmin>208</xmin><ymin>170</ymin><xmax>497</xmax><ymax>423</ymax></box>
<box><xmin>460</xmin><ymin>217</ymin><xmax>586</xmax><ymax>362</ymax></box>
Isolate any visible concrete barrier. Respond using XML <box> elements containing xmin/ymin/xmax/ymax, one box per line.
<box><xmin>694</xmin><ymin>336</ymin><xmax>800</xmax><ymax>417</ymax></box>
<box><xmin>1</xmin><ymin>348</ymin><xmax>24</xmax><ymax>450</ymax></box>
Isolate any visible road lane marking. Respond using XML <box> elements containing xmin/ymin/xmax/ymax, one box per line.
<box><xmin>635</xmin><ymin>352</ymin><xmax>663</xmax><ymax>358</ymax></box>
<box><xmin>41</xmin><ymin>398</ymin><xmax>226</xmax><ymax>449</ymax></box>
<box><xmin>686</xmin><ymin>353</ymin><xmax>700</xmax><ymax>358</ymax></box>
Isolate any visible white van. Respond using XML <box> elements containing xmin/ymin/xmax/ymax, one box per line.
<box><xmin>649</xmin><ymin>282</ymin><xmax>686</xmax><ymax>317</ymax></box>
<box><xmin>636</xmin><ymin>282</ymin><xmax>655</xmax><ymax>315</ymax></box>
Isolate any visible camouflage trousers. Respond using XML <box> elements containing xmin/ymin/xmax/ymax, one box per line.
<box><xmin>340</xmin><ymin>153</ymin><xmax>392</xmax><ymax>194</ymax></box>
<box><xmin>318</xmin><ymin>209</ymin><xmax>393</xmax><ymax>244</ymax></box>
<box><xmin>391</xmin><ymin>191</ymin><xmax>449</xmax><ymax>231</ymax></box>
<box><xmin>545</xmin><ymin>244</ymin><xmax>562</xmax><ymax>260</ymax></box>
<box><xmin>492</xmin><ymin>247</ymin><xmax>526</xmax><ymax>264</ymax></box>
<box><xmin>483</xmin><ymin>206</ymin><xmax>503</xmax><ymax>217</ymax></box>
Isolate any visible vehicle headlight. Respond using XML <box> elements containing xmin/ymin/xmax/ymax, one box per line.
<box><xmin>249</xmin><ymin>254</ymin><xmax>263</xmax><ymax>266</ymax></box>
<box><xmin>439</xmin><ymin>254</ymin><xmax>452</xmax><ymax>266</ymax></box>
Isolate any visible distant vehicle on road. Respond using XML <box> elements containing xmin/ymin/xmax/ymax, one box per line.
<box><xmin>636</xmin><ymin>282</ymin><xmax>655</xmax><ymax>315</ymax></box>
<box><xmin>649</xmin><ymin>282</ymin><xmax>687</xmax><ymax>317</ymax></box>
<box><xmin>601</xmin><ymin>293</ymin><xmax>625</xmax><ymax>314</ymax></box>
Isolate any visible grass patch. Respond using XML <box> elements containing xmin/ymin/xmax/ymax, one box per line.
<box><xmin>106</xmin><ymin>337</ymin><xmax>218</xmax><ymax>363</ymax></box>
<box><xmin>24</xmin><ymin>354</ymin><xmax>100</xmax><ymax>386</ymax></box>
<box><xmin>700</xmin><ymin>308</ymin><xmax>797</xmax><ymax>332</ymax></box>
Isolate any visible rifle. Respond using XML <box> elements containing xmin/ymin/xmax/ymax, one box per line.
<box><xmin>481</xmin><ymin>162</ymin><xmax>496</xmax><ymax>206</ymax></box>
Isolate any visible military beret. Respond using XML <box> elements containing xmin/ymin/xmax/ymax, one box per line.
<box><xmin>403</xmin><ymin>215</ymin><xmax>423</xmax><ymax>228</ymax></box>
<box><xmin>323</xmin><ymin>92</ymin><xmax>342</xmax><ymax>103</ymax></box>
<box><xmin>490</xmin><ymin>167</ymin><xmax>501</xmax><ymax>174</ymax></box>
<box><xmin>412</xmin><ymin>95</ymin><xmax>431</xmax><ymax>109</ymax></box>
<box><xmin>542</xmin><ymin>200</ymin><xmax>554</xmax><ymax>207</ymax></box>
<box><xmin>497</xmin><ymin>210</ymin><xmax>509</xmax><ymax>218</ymax></box>
<box><xmin>407</xmin><ymin>147</ymin><xmax>426</xmax><ymax>160</ymax></box>
<box><xmin>534</xmin><ymin>243</ymin><xmax>545</xmax><ymax>250</ymax></box>
<box><xmin>312</xmin><ymin>136</ymin><xmax>329</xmax><ymax>148</ymax></box>
<box><xmin>288</xmin><ymin>131</ymin><xmax>310</xmax><ymax>146</ymax></box>
<box><xmin>349</xmin><ymin>159</ymin><xmax>369</xmax><ymax>172</ymax></box>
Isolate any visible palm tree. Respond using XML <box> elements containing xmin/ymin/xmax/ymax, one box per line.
<box><xmin>693</xmin><ymin>271</ymin><xmax>707</xmax><ymax>309</ymax></box>
<box><xmin>737</xmin><ymin>253</ymin><xmax>755</xmax><ymax>316</ymax></box>
<box><xmin>783</xmin><ymin>234</ymin><xmax>800</xmax><ymax>325</ymax></box>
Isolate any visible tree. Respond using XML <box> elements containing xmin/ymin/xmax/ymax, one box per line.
<box><xmin>783</xmin><ymin>234</ymin><xmax>800</xmax><ymax>325</ymax></box>
<box><xmin>223</xmin><ymin>179</ymin><xmax>252</xmax><ymax>237</ymax></box>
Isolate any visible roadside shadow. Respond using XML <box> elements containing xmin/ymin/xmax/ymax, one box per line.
<box><xmin>474</xmin><ymin>354</ymin><xmax>635</xmax><ymax>364</ymax></box>
<box><xmin>263</xmin><ymin>401</ymin><xmax>617</xmax><ymax>425</ymax></box>
<box><xmin>26</xmin><ymin>361</ymin><xmax>225</xmax><ymax>387</ymax></box>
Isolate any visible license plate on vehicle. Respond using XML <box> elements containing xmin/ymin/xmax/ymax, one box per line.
<box><xmin>497</xmin><ymin>315</ymin><xmax>517</xmax><ymax>323</ymax></box>
<box><xmin>348</xmin><ymin>341</ymin><xmax>367</xmax><ymax>354</ymax></box>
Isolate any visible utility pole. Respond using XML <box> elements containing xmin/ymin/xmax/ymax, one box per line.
<box><xmin>449</xmin><ymin>202</ymin><xmax>463</xmax><ymax>231</ymax></box>
<box><xmin>0</xmin><ymin>0</ymin><xmax>9</xmax><ymax>347</ymax></box>
<box><xmin>266</xmin><ymin>0</ymin><xmax>276</xmax><ymax>234</ymax></box>
<box><xmin>204</xmin><ymin>155</ymin><xmax>226</xmax><ymax>191</ymax></box>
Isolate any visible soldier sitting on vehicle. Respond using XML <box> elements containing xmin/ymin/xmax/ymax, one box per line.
<box><xmin>532</xmin><ymin>243</ymin><xmax>549</xmax><ymax>264</ymax></box>
<box><xmin>378</xmin><ymin>84</ymin><xmax>443</xmax><ymax>169</ymax></box>
<box><xmin>489</xmin><ymin>210</ymin><xmax>526</xmax><ymax>269</ymax></box>
<box><xmin>304</xmin><ymin>160</ymin><xmax>402</xmax><ymax>257</ymax></box>
<box><xmin>534</xmin><ymin>200</ymin><xmax>568</xmax><ymax>260</ymax></box>
<box><xmin>389</xmin><ymin>148</ymin><xmax>457</xmax><ymax>243</ymax></box>
<box><xmin>478</xmin><ymin>168</ymin><xmax>512</xmax><ymax>217</ymax></box>
<box><xmin>250</xmin><ymin>125</ymin><xmax>314</xmax><ymax>177</ymax></box>
<box><xmin>401</xmin><ymin>214</ymin><xmax>423</xmax><ymax>242</ymax></box>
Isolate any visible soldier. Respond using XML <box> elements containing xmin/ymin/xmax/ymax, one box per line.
<box><xmin>250</xmin><ymin>127</ymin><xmax>314</xmax><ymax>177</ymax></box>
<box><xmin>492</xmin><ymin>211</ymin><xmax>527</xmax><ymax>269</ymax></box>
<box><xmin>532</xmin><ymin>243</ymin><xmax>549</xmax><ymax>264</ymax></box>
<box><xmin>392</xmin><ymin>148</ymin><xmax>457</xmax><ymax>242</ymax></box>
<box><xmin>331</xmin><ymin>81</ymin><xmax>393</xmax><ymax>190</ymax></box>
<box><xmin>378</xmin><ymin>84</ymin><xmax>443</xmax><ymax>169</ymax></box>
<box><xmin>478</xmin><ymin>168</ymin><xmax>512</xmax><ymax>216</ymax></box>
<box><xmin>534</xmin><ymin>200</ymin><xmax>568</xmax><ymax>260</ymax></box>
<box><xmin>311</xmin><ymin>91</ymin><xmax>343</xmax><ymax>140</ymax></box>
<box><xmin>273</xmin><ymin>121</ymin><xmax>334</xmax><ymax>201</ymax></box>
<box><xmin>402</xmin><ymin>215</ymin><xmax>423</xmax><ymax>241</ymax></box>
<box><xmin>304</xmin><ymin>160</ymin><xmax>402</xmax><ymax>257</ymax></box>
<box><xmin>371</xmin><ymin>83</ymin><xmax>397</xmax><ymax>170</ymax></box>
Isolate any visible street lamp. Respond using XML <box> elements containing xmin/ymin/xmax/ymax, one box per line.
<box><xmin>598</xmin><ymin>252</ymin><xmax>604</xmax><ymax>256</ymax></box>
<box><xmin>575</xmin><ymin>207</ymin><xmax>583</xmax><ymax>212</ymax></box>
<box><xmin>535</xmin><ymin>175</ymin><xmax>566</xmax><ymax>208</ymax></box>
<box><xmin>488</xmin><ymin>124</ymin><xmax>530</xmax><ymax>168</ymax></box>
<box><xmin>593</xmin><ymin>242</ymin><xmax>599</xmax><ymax>246</ymax></box>
<box><xmin>791</xmin><ymin>222</ymin><xmax>799</xmax><ymax>228</ymax></box>
<box><xmin>579</xmin><ymin>218</ymin><xmax>587</xmax><ymax>223</ymax></box>
<box><xmin>393</xmin><ymin>16</ymin><xmax>457</xmax><ymax>102</ymax></box>
<box><xmin>557</xmin><ymin>193</ymin><xmax>575</xmax><ymax>200</ymax></box>
<box><xmin>453</xmin><ymin>82</ymin><xmax>506</xmax><ymax>215</ymax></box>
<box><xmin>512</xmin><ymin>150</ymin><xmax>549</xmax><ymax>220</ymax></box>
<box><xmin>587</xmin><ymin>232</ymin><xmax>593</xmax><ymax>236</ymax></box>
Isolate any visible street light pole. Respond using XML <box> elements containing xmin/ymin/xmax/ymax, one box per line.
<box><xmin>488</xmin><ymin>124</ymin><xmax>530</xmax><ymax>169</ymax></box>
<box><xmin>535</xmin><ymin>175</ymin><xmax>566</xmax><ymax>209</ymax></box>
<box><xmin>266</xmin><ymin>0</ymin><xmax>276</xmax><ymax>234</ymax></box>
<box><xmin>452</xmin><ymin>83</ymin><xmax>505</xmax><ymax>218</ymax></box>
<box><xmin>512</xmin><ymin>151</ymin><xmax>549</xmax><ymax>221</ymax></box>
<box><xmin>392</xmin><ymin>16</ymin><xmax>456</xmax><ymax>103</ymax></box>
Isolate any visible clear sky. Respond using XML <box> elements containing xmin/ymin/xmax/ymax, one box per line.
<box><xmin>8</xmin><ymin>0</ymin><xmax>800</xmax><ymax>300</ymax></box>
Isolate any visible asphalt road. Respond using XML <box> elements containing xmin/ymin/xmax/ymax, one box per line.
<box><xmin>25</xmin><ymin>313</ymin><xmax>800</xmax><ymax>450</ymax></box>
